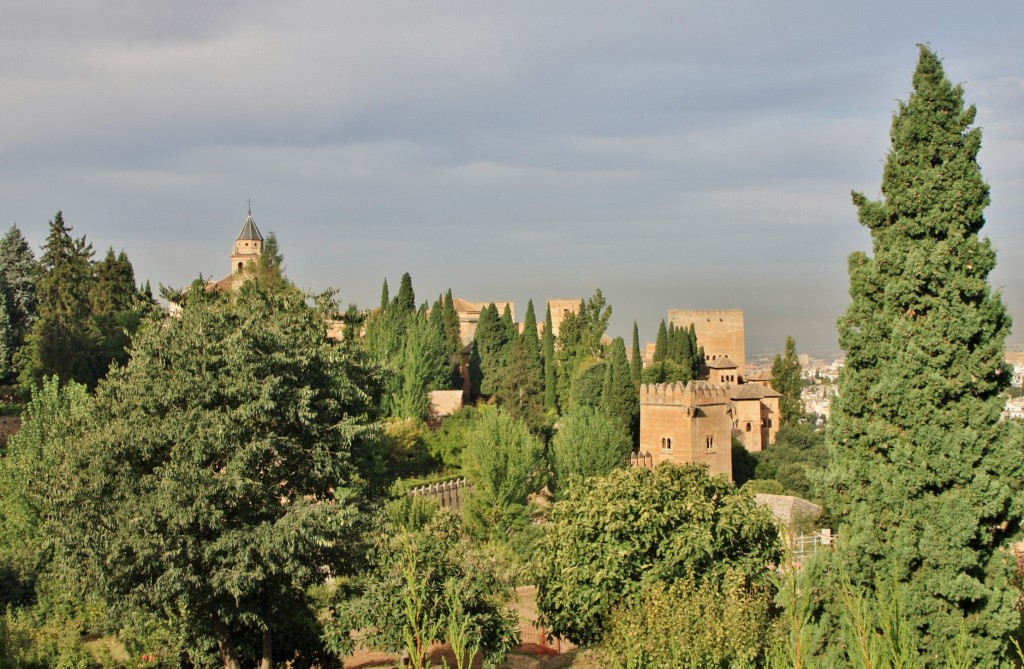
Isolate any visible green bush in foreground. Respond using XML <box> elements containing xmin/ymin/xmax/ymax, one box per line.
<box><xmin>535</xmin><ymin>463</ymin><xmax>781</xmax><ymax>645</ymax></box>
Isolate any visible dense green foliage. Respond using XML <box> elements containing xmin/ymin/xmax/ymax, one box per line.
<box><xmin>0</xmin><ymin>226</ymin><xmax>37</xmax><ymax>382</ymax></box>
<box><xmin>535</xmin><ymin>464</ymin><xmax>782</xmax><ymax>645</ymax></box>
<box><xmin>822</xmin><ymin>46</ymin><xmax>1024</xmax><ymax>667</ymax></box>
<box><xmin>19</xmin><ymin>213</ymin><xmax>147</xmax><ymax>391</ymax></box>
<box><xmin>550</xmin><ymin>405</ymin><xmax>632</xmax><ymax>494</ymax></box>
<box><xmin>555</xmin><ymin>291</ymin><xmax>611</xmax><ymax>409</ymax></box>
<box><xmin>495</xmin><ymin>300</ymin><xmax>544</xmax><ymax>429</ymax></box>
<box><xmin>364</xmin><ymin>274</ymin><xmax>454</xmax><ymax>420</ymax></box>
<box><xmin>642</xmin><ymin>319</ymin><xmax>700</xmax><ymax>385</ymax></box>
<box><xmin>474</xmin><ymin>303</ymin><xmax>508</xmax><ymax>397</ymax></box>
<box><xmin>38</xmin><ymin>278</ymin><xmax>376</xmax><ymax>667</ymax></box>
<box><xmin>742</xmin><ymin>423</ymin><xmax>828</xmax><ymax>500</ymax></box>
<box><xmin>600</xmin><ymin>337</ymin><xmax>639</xmax><ymax>440</ymax></box>
<box><xmin>461</xmin><ymin>408</ymin><xmax>545</xmax><ymax>541</ymax></box>
<box><xmin>543</xmin><ymin>305</ymin><xmax>557</xmax><ymax>409</ymax></box>
<box><xmin>770</xmin><ymin>336</ymin><xmax>803</xmax><ymax>425</ymax></box>
<box><xmin>598</xmin><ymin>572</ymin><xmax>776</xmax><ymax>668</ymax></box>
<box><xmin>333</xmin><ymin>512</ymin><xmax>518</xmax><ymax>669</ymax></box>
<box><xmin>0</xmin><ymin>378</ymin><xmax>91</xmax><ymax>610</ymax></box>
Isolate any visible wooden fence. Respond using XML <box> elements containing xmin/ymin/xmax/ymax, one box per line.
<box><xmin>408</xmin><ymin>477</ymin><xmax>473</xmax><ymax>512</ymax></box>
<box><xmin>410</xmin><ymin>453</ymin><xmax>654</xmax><ymax>512</ymax></box>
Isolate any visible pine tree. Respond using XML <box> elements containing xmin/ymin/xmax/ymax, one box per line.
<box><xmin>543</xmin><ymin>305</ymin><xmax>557</xmax><ymax>409</ymax></box>
<box><xmin>0</xmin><ymin>299</ymin><xmax>12</xmax><ymax>379</ymax></box>
<box><xmin>91</xmin><ymin>247</ymin><xmax>143</xmax><ymax>371</ymax></box>
<box><xmin>91</xmin><ymin>248</ymin><xmax>137</xmax><ymax>316</ymax></box>
<box><xmin>822</xmin><ymin>46</ymin><xmax>1023</xmax><ymax>667</ymax></box>
<box><xmin>630</xmin><ymin>322</ymin><xmax>642</xmax><ymax>386</ymax></box>
<box><xmin>22</xmin><ymin>212</ymin><xmax>102</xmax><ymax>389</ymax></box>
<box><xmin>0</xmin><ymin>225</ymin><xmax>38</xmax><ymax>358</ymax></box>
<box><xmin>770</xmin><ymin>336</ymin><xmax>803</xmax><ymax>426</ymax></box>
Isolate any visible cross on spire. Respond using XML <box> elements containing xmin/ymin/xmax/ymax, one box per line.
<box><xmin>246</xmin><ymin>197</ymin><xmax>253</xmax><ymax>216</ymax></box>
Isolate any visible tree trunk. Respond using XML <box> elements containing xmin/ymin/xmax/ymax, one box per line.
<box><xmin>213</xmin><ymin>619</ymin><xmax>242</xmax><ymax>669</ymax></box>
<box><xmin>261</xmin><ymin>628</ymin><xmax>272</xmax><ymax>669</ymax></box>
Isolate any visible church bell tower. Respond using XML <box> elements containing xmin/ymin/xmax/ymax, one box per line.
<box><xmin>231</xmin><ymin>205</ymin><xmax>263</xmax><ymax>274</ymax></box>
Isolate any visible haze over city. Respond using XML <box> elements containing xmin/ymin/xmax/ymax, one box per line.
<box><xmin>2</xmin><ymin>1</ymin><xmax>1022</xmax><ymax>357</ymax></box>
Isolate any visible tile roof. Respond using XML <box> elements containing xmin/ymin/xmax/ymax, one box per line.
<box><xmin>236</xmin><ymin>214</ymin><xmax>263</xmax><ymax>242</ymax></box>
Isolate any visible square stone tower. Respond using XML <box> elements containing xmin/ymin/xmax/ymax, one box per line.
<box><xmin>639</xmin><ymin>381</ymin><xmax>734</xmax><ymax>480</ymax></box>
<box><xmin>668</xmin><ymin>309</ymin><xmax>746</xmax><ymax>380</ymax></box>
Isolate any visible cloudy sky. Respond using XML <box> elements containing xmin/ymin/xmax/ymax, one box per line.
<box><xmin>2</xmin><ymin>1</ymin><xmax>1022</xmax><ymax>358</ymax></box>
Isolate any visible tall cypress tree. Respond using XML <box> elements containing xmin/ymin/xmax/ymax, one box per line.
<box><xmin>441</xmin><ymin>289</ymin><xmax>462</xmax><ymax>357</ymax></box>
<box><xmin>822</xmin><ymin>46</ymin><xmax>1023</xmax><ymax>666</ymax></box>
<box><xmin>395</xmin><ymin>272</ymin><xmax>415</xmax><ymax>313</ymax></box>
<box><xmin>652</xmin><ymin>320</ymin><xmax>668</xmax><ymax>363</ymax></box>
<box><xmin>379</xmin><ymin>278</ymin><xmax>389</xmax><ymax>310</ymax></box>
<box><xmin>630</xmin><ymin>322</ymin><xmax>642</xmax><ymax>387</ymax></box>
<box><xmin>521</xmin><ymin>300</ymin><xmax>541</xmax><ymax>369</ymax></box>
<box><xmin>543</xmin><ymin>305</ymin><xmax>557</xmax><ymax>409</ymax></box>
<box><xmin>600</xmin><ymin>337</ymin><xmax>638</xmax><ymax>441</ymax></box>
<box><xmin>769</xmin><ymin>336</ymin><xmax>802</xmax><ymax>426</ymax></box>
<box><xmin>475</xmin><ymin>304</ymin><xmax>504</xmax><ymax>396</ymax></box>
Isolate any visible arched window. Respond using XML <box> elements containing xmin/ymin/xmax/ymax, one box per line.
<box><xmin>237</xmin><ymin>262</ymin><xmax>243</xmax><ymax>272</ymax></box>
<box><xmin>705</xmin><ymin>436</ymin><xmax>714</xmax><ymax>450</ymax></box>
<box><xmin>745</xmin><ymin>423</ymin><xmax>751</xmax><ymax>432</ymax></box>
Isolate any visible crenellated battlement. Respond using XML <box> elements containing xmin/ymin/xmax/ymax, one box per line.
<box><xmin>640</xmin><ymin>380</ymin><xmax>730</xmax><ymax>406</ymax></box>
<box><xmin>668</xmin><ymin>309</ymin><xmax>743</xmax><ymax>321</ymax></box>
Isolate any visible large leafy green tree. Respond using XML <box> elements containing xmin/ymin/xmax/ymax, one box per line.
<box><xmin>461</xmin><ymin>408</ymin><xmax>544</xmax><ymax>541</ymax></box>
<box><xmin>770</xmin><ymin>336</ymin><xmax>803</xmax><ymax>425</ymax></box>
<box><xmin>0</xmin><ymin>377</ymin><xmax>91</xmax><ymax>608</ymax></box>
<box><xmin>536</xmin><ymin>464</ymin><xmax>781</xmax><ymax>645</ymax></box>
<box><xmin>41</xmin><ymin>278</ymin><xmax>377</xmax><ymax>668</ymax></box>
<box><xmin>550</xmin><ymin>406</ymin><xmax>631</xmax><ymax>494</ymax></box>
<box><xmin>822</xmin><ymin>46</ymin><xmax>1024</xmax><ymax>667</ymax></box>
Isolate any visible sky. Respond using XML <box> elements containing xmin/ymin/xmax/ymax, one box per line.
<box><xmin>2</xmin><ymin>1</ymin><xmax>1022</xmax><ymax>359</ymax></box>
